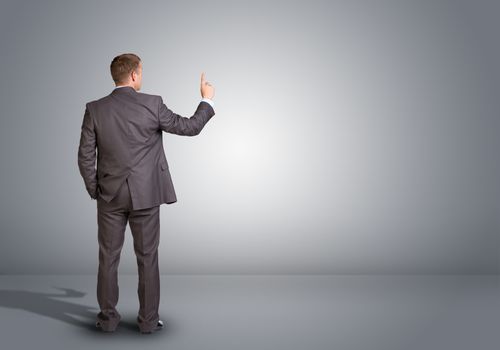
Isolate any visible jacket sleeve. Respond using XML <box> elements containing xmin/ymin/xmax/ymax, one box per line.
<box><xmin>157</xmin><ymin>96</ymin><xmax>215</xmax><ymax>136</ymax></box>
<box><xmin>77</xmin><ymin>103</ymin><xmax>98</xmax><ymax>200</ymax></box>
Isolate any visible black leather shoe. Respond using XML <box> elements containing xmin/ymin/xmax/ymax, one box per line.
<box><xmin>140</xmin><ymin>320</ymin><xmax>164</xmax><ymax>334</ymax></box>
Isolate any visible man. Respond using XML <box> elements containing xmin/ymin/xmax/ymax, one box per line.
<box><xmin>77</xmin><ymin>53</ymin><xmax>216</xmax><ymax>334</ymax></box>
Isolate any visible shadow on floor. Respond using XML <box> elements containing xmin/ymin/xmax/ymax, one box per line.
<box><xmin>0</xmin><ymin>286</ymin><xmax>170</xmax><ymax>336</ymax></box>
<box><xmin>0</xmin><ymin>287</ymin><xmax>99</xmax><ymax>329</ymax></box>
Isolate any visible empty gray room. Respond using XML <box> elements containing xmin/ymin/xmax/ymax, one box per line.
<box><xmin>0</xmin><ymin>0</ymin><xmax>498</xmax><ymax>349</ymax></box>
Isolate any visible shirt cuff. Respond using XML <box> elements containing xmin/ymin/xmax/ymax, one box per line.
<box><xmin>201</xmin><ymin>97</ymin><xmax>215</xmax><ymax>109</ymax></box>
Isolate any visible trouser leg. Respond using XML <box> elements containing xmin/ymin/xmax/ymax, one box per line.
<box><xmin>95</xmin><ymin>179</ymin><xmax>129</xmax><ymax>331</ymax></box>
<box><xmin>128</xmin><ymin>204</ymin><xmax>161</xmax><ymax>332</ymax></box>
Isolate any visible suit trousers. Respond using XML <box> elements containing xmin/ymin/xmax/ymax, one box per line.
<box><xmin>96</xmin><ymin>177</ymin><xmax>161</xmax><ymax>332</ymax></box>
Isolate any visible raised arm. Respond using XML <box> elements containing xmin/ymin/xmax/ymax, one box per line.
<box><xmin>157</xmin><ymin>72</ymin><xmax>216</xmax><ymax>136</ymax></box>
<box><xmin>158</xmin><ymin>97</ymin><xmax>215</xmax><ymax>136</ymax></box>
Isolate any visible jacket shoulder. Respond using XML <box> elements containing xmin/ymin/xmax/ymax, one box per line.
<box><xmin>85</xmin><ymin>96</ymin><xmax>106</xmax><ymax>109</ymax></box>
<box><xmin>136</xmin><ymin>91</ymin><xmax>161</xmax><ymax>103</ymax></box>
<box><xmin>137</xmin><ymin>91</ymin><xmax>160</xmax><ymax>98</ymax></box>
<box><xmin>85</xmin><ymin>90</ymin><xmax>161</xmax><ymax>109</ymax></box>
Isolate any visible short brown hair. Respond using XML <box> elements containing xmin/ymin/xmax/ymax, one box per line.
<box><xmin>110</xmin><ymin>53</ymin><xmax>141</xmax><ymax>84</ymax></box>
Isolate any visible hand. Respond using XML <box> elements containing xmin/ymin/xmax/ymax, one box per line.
<box><xmin>200</xmin><ymin>72</ymin><xmax>215</xmax><ymax>100</ymax></box>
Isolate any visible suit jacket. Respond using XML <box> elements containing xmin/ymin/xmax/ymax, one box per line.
<box><xmin>77</xmin><ymin>86</ymin><xmax>215</xmax><ymax>210</ymax></box>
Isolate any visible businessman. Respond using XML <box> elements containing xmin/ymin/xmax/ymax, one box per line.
<box><xmin>77</xmin><ymin>53</ymin><xmax>215</xmax><ymax>333</ymax></box>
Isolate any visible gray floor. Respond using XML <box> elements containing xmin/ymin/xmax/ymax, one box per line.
<box><xmin>0</xmin><ymin>274</ymin><xmax>498</xmax><ymax>350</ymax></box>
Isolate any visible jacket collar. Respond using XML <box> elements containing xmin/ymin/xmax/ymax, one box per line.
<box><xmin>110</xmin><ymin>86</ymin><xmax>137</xmax><ymax>95</ymax></box>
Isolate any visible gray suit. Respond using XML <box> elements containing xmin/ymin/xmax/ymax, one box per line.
<box><xmin>78</xmin><ymin>86</ymin><xmax>215</xmax><ymax>332</ymax></box>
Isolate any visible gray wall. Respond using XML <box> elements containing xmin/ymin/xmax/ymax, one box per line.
<box><xmin>0</xmin><ymin>0</ymin><xmax>498</xmax><ymax>274</ymax></box>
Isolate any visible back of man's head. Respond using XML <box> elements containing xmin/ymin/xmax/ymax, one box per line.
<box><xmin>110</xmin><ymin>53</ymin><xmax>141</xmax><ymax>85</ymax></box>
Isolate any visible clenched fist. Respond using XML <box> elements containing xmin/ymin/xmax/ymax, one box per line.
<box><xmin>200</xmin><ymin>72</ymin><xmax>215</xmax><ymax>100</ymax></box>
